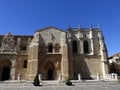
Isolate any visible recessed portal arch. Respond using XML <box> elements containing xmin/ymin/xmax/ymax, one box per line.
<box><xmin>1</xmin><ymin>66</ymin><xmax>10</xmax><ymax>81</ymax></box>
<box><xmin>44</xmin><ymin>61</ymin><xmax>56</xmax><ymax>80</ymax></box>
<box><xmin>0</xmin><ymin>59</ymin><xmax>12</xmax><ymax>81</ymax></box>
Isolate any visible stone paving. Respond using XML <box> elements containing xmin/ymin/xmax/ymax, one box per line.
<box><xmin>0</xmin><ymin>81</ymin><xmax>120</xmax><ymax>90</ymax></box>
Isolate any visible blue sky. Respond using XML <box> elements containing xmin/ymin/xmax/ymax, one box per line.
<box><xmin>0</xmin><ymin>0</ymin><xmax>120</xmax><ymax>56</ymax></box>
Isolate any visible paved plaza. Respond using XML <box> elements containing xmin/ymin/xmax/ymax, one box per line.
<box><xmin>0</xmin><ymin>81</ymin><xmax>120</xmax><ymax>90</ymax></box>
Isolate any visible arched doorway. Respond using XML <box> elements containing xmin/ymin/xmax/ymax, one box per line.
<box><xmin>0</xmin><ymin>59</ymin><xmax>12</xmax><ymax>81</ymax></box>
<box><xmin>47</xmin><ymin>68</ymin><xmax>53</xmax><ymax>80</ymax></box>
<box><xmin>43</xmin><ymin>61</ymin><xmax>56</xmax><ymax>80</ymax></box>
<box><xmin>1</xmin><ymin>66</ymin><xmax>10</xmax><ymax>81</ymax></box>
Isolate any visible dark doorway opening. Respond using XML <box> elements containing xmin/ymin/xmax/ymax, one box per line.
<box><xmin>48</xmin><ymin>44</ymin><xmax>53</xmax><ymax>53</ymax></box>
<box><xmin>1</xmin><ymin>66</ymin><xmax>10</xmax><ymax>81</ymax></box>
<box><xmin>47</xmin><ymin>68</ymin><xmax>53</xmax><ymax>80</ymax></box>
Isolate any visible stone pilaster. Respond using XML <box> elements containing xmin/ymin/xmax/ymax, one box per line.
<box><xmin>90</xmin><ymin>29</ymin><xmax>94</xmax><ymax>55</ymax></box>
<box><xmin>61</xmin><ymin>32</ymin><xmax>69</xmax><ymax>79</ymax></box>
<box><xmin>80</xmin><ymin>39</ymin><xmax>83</xmax><ymax>54</ymax></box>
<box><xmin>99</xmin><ymin>32</ymin><xmax>109</xmax><ymax>79</ymax></box>
<box><xmin>61</xmin><ymin>46</ymin><xmax>69</xmax><ymax>78</ymax></box>
<box><xmin>16</xmin><ymin>38</ymin><xmax>21</xmax><ymax>52</ymax></box>
<box><xmin>27</xmin><ymin>33</ymin><xmax>39</xmax><ymax>80</ymax></box>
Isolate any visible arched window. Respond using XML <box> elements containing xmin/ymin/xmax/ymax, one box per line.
<box><xmin>84</xmin><ymin>40</ymin><xmax>89</xmax><ymax>54</ymax></box>
<box><xmin>48</xmin><ymin>43</ymin><xmax>53</xmax><ymax>53</ymax></box>
<box><xmin>72</xmin><ymin>40</ymin><xmax>78</xmax><ymax>53</ymax></box>
<box><xmin>23</xmin><ymin>60</ymin><xmax>27</xmax><ymax>68</ymax></box>
<box><xmin>21</xmin><ymin>45</ymin><xmax>27</xmax><ymax>51</ymax></box>
<box><xmin>22</xmin><ymin>46</ymin><xmax>27</xmax><ymax>51</ymax></box>
<box><xmin>54</xmin><ymin>43</ymin><xmax>61</xmax><ymax>52</ymax></box>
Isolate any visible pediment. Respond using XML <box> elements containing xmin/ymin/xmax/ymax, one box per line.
<box><xmin>35</xmin><ymin>26</ymin><xmax>65</xmax><ymax>44</ymax></box>
<box><xmin>35</xmin><ymin>26</ymin><xmax>65</xmax><ymax>33</ymax></box>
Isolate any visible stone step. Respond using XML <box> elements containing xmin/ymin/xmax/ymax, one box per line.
<box><xmin>41</xmin><ymin>80</ymin><xmax>59</xmax><ymax>85</ymax></box>
<box><xmin>0</xmin><ymin>80</ymin><xmax>119</xmax><ymax>86</ymax></box>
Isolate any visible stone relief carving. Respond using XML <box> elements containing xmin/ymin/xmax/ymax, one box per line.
<box><xmin>0</xmin><ymin>32</ymin><xmax>15</xmax><ymax>52</ymax></box>
<box><xmin>40</xmin><ymin>28</ymin><xmax>61</xmax><ymax>44</ymax></box>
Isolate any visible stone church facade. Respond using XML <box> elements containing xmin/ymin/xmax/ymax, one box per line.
<box><xmin>0</xmin><ymin>26</ymin><xmax>109</xmax><ymax>81</ymax></box>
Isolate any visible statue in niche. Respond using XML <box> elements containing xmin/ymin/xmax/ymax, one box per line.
<box><xmin>1</xmin><ymin>32</ymin><xmax>15</xmax><ymax>52</ymax></box>
<box><xmin>50</xmin><ymin>33</ymin><xmax>55</xmax><ymax>41</ymax></box>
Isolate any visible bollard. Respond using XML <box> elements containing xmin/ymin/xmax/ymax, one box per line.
<box><xmin>39</xmin><ymin>74</ymin><xmax>42</xmax><ymax>81</ymax></box>
<box><xmin>96</xmin><ymin>74</ymin><xmax>100</xmax><ymax>81</ymax></box>
<box><xmin>111</xmin><ymin>73</ymin><xmax>114</xmax><ymax>79</ymax></box>
<box><xmin>18</xmin><ymin>74</ymin><xmax>21</xmax><ymax>81</ymax></box>
<box><xmin>114</xmin><ymin>74</ymin><xmax>118</xmax><ymax>80</ymax></box>
<box><xmin>78</xmin><ymin>74</ymin><xmax>81</xmax><ymax>81</ymax></box>
<box><xmin>59</xmin><ymin>74</ymin><xmax>63</xmax><ymax>81</ymax></box>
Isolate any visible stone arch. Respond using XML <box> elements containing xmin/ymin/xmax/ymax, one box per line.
<box><xmin>44</xmin><ymin>61</ymin><xmax>56</xmax><ymax>80</ymax></box>
<box><xmin>39</xmin><ymin>55</ymin><xmax>62</xmax><ymax>80</ymax></box>
<box><xmin>40</xmin><ymin>60</ymin><xmax>56</xmax><ymax>80</ymax></box>
<box><xmin>21</xmin><ymin>45</ymin><xmax>27</xmax><ymax>51</ymax></box>
<box><xmin>0</xmin><ymin>59</ymin><xmax>12</xmax><ymax>81</ymax></box>
<box><xmin>1</xmin><ymin>66</ymin><xmax>10</xmax><ymax>80</ymax></box>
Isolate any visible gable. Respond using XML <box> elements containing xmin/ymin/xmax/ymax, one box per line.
<box><xmin>35</xmin><ymin>26</ymin><xmax>65</xmax><ymax>45</ymax></box>
<box><xmin>35</xmin><ymin>26</ymin><xmax>65</xmax><ymax>33</ymax></box>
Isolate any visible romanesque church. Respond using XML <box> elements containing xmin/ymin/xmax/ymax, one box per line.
<box><xmin>0</xmin><ymin>26</ymin><xmax>109</xmax><ymax>81</ymax></box>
